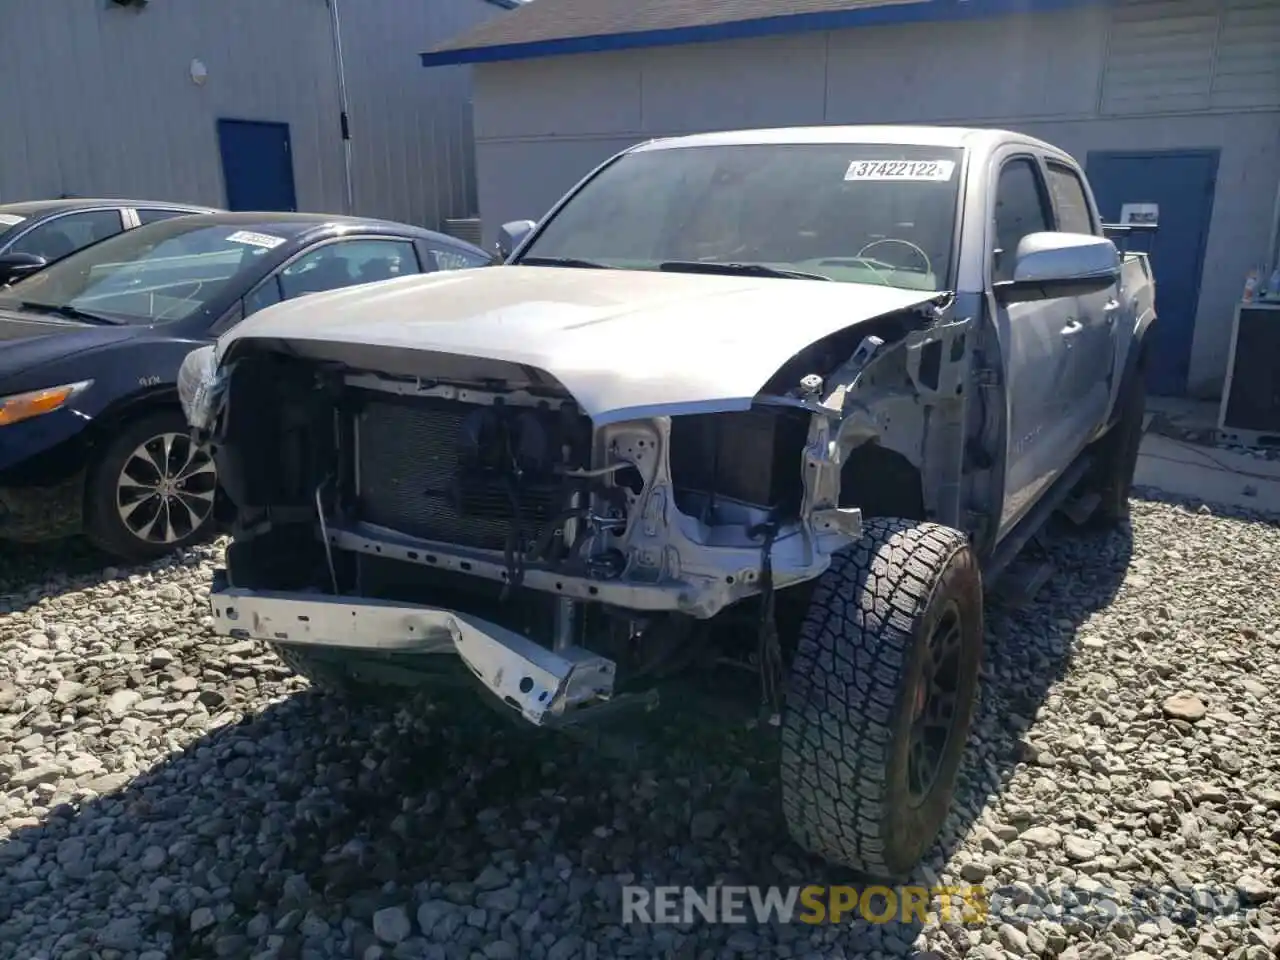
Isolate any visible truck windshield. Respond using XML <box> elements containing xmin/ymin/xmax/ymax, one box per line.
<box><xmin>517</xmin><ymin>142</ymin><xmax>964</xmax><ymax>291</ymax></box>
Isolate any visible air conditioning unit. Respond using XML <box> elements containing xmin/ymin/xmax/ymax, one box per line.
<box><xmin>1217</xmin><ymin>300</ymin><xmax>1280</xmax><ymax>449</ymax></box>
<box><xmin>443</xmin><ymin>217</ymin><xmax>483</xmax><ymax>248</ymax></box>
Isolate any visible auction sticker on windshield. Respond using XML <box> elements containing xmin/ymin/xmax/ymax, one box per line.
<box><xmin>844</xmin><ymin>160</ymin><xmax>956</xmax><ymax>182</ymax></box>
<box><xmin>226</xmin><ymin>230</ymin><xmax>286</xmax><ymax>250</ymax></box>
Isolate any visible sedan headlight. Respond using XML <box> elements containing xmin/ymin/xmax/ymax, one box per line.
<box><xmin>0</xmin><ymin>380</ymin><xmax>93</xmax><ymax>427</ymax></box>
<box><xmin>177</xmin><ymin>345</ymin><xmax>224</xmax><ymax>431</ymax></box>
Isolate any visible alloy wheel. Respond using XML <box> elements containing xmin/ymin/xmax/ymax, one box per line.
<box><xmin>115</xmin><ymin>431</ymin><xmax>217</xmax><ymax>545</ymax></box>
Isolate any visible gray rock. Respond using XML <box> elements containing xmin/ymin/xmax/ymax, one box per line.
<box><xmin>1020</xmin><ymin>826</ymin><xmax>1063</xmax><ymax>849</ymax></box>
<box><xmin>998</xmin><ymin>924</ymin><xmax>1028</xmax><ymax>954</ymax></box>
<box><xmin>1064</xmin><ymin>836</ymin><xmax>1102</xmax><ymax>861</ymax></box>
<box><xmin>474</xmin><ymin>864</ymin><xmax>508</xmax><ymax>891</ymax></box>
<box><xmin>547</xmin><ymin>934</ymin><xmax>584</xmax><ymax>960</ymax></box>
<box><xmin>98</xmin><ymin>917</ymin><xmax>143</xmax><ymax>951</ymax></box>
<box><xmin>1161</xmin><ymin>691</ymin><xmax>1207</xmax><ymax>722</ymax></box>
<box><xmin>190</xmin><ymin>906</ymin><xmax>217</xmax><ymax>932</ymax></box>
<box><xmin>416</xmin><ymin>900</ymin><xmax>455</xmax><ymax>937</ymax></box>
<box><xmin>52</xmin><ymin>680</ymin><xmax>84</xmax><ymax>704</ymax></box>
<box><xmin>372</xmin><ymin>906</ymin><xmax>413</xmax><ymax>944</ymax></box>
<box><xmin>959</xmin><ymin>861</ymin><xmax>990</xmax><ymax>883</ymax></box>
<box><xmin>10</xmin><ymin>764</ymin><xmax>63</xmax><ymax>788</ymax></box>
<box><xmin>477</xmin><ymin>886</ymin><xmax>520</xmax><ymax>914</ymax></box>
<box><xmin>689</xmin><ymin>810</ymin><xmax>722</xmax><ymax>840</ymax></box>
<box><xmin>1237</xmin><ymin>876</ymin><xmax>1274</xmax><ymax>903</ymax></box>
<box><xmin>105</xmin><ymin>689</ymin><xmax>141</xmax><ymax>718</ymax></box>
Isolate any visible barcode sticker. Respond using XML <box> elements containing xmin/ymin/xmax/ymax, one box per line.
<box><xmin>226</xmin><ymin>230</ymin><xmax>286</xmax><ymax>249</ymax></box>
<box><xmin>844</xmin><ymin>159</ymin><xmax>956</xmax><ymax>182</ymax></box>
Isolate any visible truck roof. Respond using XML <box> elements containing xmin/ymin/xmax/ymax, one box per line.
<box><xmin>633</xmin><ymin>125</ymin><xmax>1061</xmax><ymax>155</ymax></box>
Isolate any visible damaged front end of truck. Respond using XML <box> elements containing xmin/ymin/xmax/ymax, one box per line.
<box><xmin>180</xmin><ymin>281</ymin><xmax>969</xmax><ymax>729</ymax></box>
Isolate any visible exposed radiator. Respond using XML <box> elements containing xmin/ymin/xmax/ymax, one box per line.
<box><xmin>355</xmin><ymin>394</ymin><xmax>557</xmax><ymax>551</ymax></box>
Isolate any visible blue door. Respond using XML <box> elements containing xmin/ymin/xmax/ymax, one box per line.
<box><xmin>216</xmin><ymin>119</ymin><xmax>298</xmax><ymax>212</ymax></box>
<box><xmin>1085</xmin><ymin>150</ymin><xmax>1218</xmax><ymax>397</ymax></box>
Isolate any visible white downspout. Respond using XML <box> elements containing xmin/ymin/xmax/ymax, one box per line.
<box><xmin>327</xmin><ymin>0</ymin><xmax>356</xmax><ymax>215</ymax></box>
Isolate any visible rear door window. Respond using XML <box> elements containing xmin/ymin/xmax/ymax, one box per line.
<box><xmin>136</xmin><ymin>208</ymin><xmax>197</xmax><ymax>226</ymax></box>
<box><xmin>429</xmin><ymin>245</ymin><xmax>492</xmax><ymax>272</ymax></box>
<box><xmin>1044</xmin><ymin>162</ymin><xmax>1096</xmax><ymax>235</ymax></box>
<box><xmin>277</xmin><ymin>238</ymin><xmax>422</xmax><ymax>300</ymax></box>
<box><xmin>9</xmin><ymin>209</ymin><xmax>126</xmax><ymax>260</ymax></box>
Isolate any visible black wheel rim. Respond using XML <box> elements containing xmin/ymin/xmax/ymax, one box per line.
<box><xmin>907</xmin><ymin>601</ymin><xmax>963</xmax><ymax>806</ymax></box>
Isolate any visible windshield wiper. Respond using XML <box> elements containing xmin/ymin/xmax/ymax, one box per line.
<box><xmin>518</xmin><ymin>256</ymin><xmax>608</xmax><ymax>269</ymax></box>
<box><xmin>16</xmin><ymin>301</ymin><xmax>122</xmax><ymax>325</ymax></box>
<box><xmin>657</xmin><ymin>261</ymin><xmax>832</xmax><ymax>282</ymax></box>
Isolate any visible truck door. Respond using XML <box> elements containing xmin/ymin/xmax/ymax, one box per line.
<box><xmin>1042</xmin><ymin>159</ymin><xmax>1118</xmax><ymax>444</ymax></box>
<box><xmin>989</xmin><ymin>154</ymin><xmax>1082</xmax><ymax>537</ymax></box>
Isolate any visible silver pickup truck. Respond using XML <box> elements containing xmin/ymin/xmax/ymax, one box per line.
<box><xmin>179</xmin><ymin>125</ymin><xmax>1155</xmax><ymax>880</ymax></box>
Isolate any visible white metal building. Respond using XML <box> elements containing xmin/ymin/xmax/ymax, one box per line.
<box><xmin>0</xmin><ymin>0</ymin><xmax>517</xmax><ymax>232</ymax></box>
<box><xmin>423</xmin><ymin>0</ymin><xmax>1280</xmax><ymax>399</ymax></box>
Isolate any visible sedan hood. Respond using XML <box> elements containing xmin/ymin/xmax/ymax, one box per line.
<box><xmin>218</xmin><ymin>266</ymin><xmax>942</xmax><ymax>424</ymax></box>
<box><xmin>0</xmin><ymin>309</ymin><xmax>145</xmax><ymax>386</ymax></box>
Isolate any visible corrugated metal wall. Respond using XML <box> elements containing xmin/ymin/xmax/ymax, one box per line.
<box><xmin>0</xmin><ymin>0</ymin><xmax>503</xmax><ymax>228</ymax></box>
<box><xmin>469</xmin><ymin>0</ymin><xmax>1280</xmax><ymax>397</ymax></box>
<box><xmin>338</xmin><ymin>0</ymin><xmax>500</xmax><ymax>226</ymax></box>
<box><xmin>1100</xmin><ymin>0</ymin><xmax>1280</xmax><ymax>114</ymax></box>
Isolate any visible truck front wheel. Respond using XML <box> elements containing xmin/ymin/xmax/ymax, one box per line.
<box><xmin>780</xmin><ymin>519</ymin><xmax>983</xmax><ymax>880</ymax></box>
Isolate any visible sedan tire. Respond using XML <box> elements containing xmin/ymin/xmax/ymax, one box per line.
<box><xmin>84</xmin><ymin>409</ymin><xmax>219</xmax><ymax>562</ymax></box>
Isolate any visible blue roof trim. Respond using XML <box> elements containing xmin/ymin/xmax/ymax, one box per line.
<box><xmin>421</xmin><ymin>0</ymin><xmax>1105</xmax><ymax>67</ymax></box>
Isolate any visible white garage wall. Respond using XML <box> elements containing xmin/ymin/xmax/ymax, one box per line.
<box><xmin>471</xmin><ymin>0</ymin><xmax>1280</xmax><ymax>397</ymax></box>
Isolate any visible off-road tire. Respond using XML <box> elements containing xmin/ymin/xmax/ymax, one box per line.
<box><xmin>1089</xmin><ymin>369</ymin><xmax>1146</xmax><ymax>526</ymax></box>
<box><xmin>84</xmin><ymin>409</ymin><xmax>219</xmax><ymax>563</ymax></box>
<box><xmin>780</xmin><ymin>518</ymin><xmax>984</xmax><ymax>880</ymax></box>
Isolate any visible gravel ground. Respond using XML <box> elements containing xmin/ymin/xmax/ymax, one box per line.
<box><xmin>1</xmin><ymin>493</ymin><xmax>1278</xmax><ymax>960</ymax></box>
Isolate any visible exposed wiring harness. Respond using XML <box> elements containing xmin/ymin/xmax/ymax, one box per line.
<box><xmin>748</xmin><ymin>516</ymin><xmax>784</xmax><ymax>721</ymax></box>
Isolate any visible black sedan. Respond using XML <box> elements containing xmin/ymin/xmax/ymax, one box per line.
<box><xmin>0</xmin><ymin>211</ymin><xmax>495</xmax><ymax>561</ymax></box>
<box><xmin>0</xmin><ymin>198</ymin><xmax>218</xmax><ymax>283</ymax></box>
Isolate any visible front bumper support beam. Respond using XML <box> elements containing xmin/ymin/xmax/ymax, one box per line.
<box><xmin>209</xmin><ymin>570</ymin><xmax>618</xmax><ymax>726</ymax></box>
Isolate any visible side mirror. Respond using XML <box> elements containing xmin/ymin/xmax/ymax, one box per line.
<box><xmin>994</xmin><ymin>232</ymin><xmax>1120</xmax><ymax>304</ymax></box>
<box><xmin>496</xmin><ymin>220</ymin><xmax>536</xmax><ymax>260</ymax></box>
<box><xmin>0</xmin><ymin>252</ymin><xmax>48</xmax><ymax>286</ymax></box>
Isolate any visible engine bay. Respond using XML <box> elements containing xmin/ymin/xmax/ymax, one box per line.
<box><xmin>210</xmin><ymin>344</ymin><xmax>853</xmax><ymax>627</ymax></box>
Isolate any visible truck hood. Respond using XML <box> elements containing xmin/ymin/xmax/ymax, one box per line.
<box><xmin>218</xmin><ymin>265</ymin><xmax>942</xmax><ymax>424</ymax></box>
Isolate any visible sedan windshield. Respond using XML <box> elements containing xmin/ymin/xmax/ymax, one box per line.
<box><xmin>0</xmin><ymin>220</ymin><xmax>287</xmax><ymax>324</ymax></box>
<box><xmin>518</xmin><ymin>143</ymin><xmax>964</xmax><ymax>291</ymax></box>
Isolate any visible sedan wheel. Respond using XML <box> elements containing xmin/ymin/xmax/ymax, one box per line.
<box><xmin>85</xmin><ymin>409</ymin><xmax>220</xmax><ymax>562</ymax></box>
<box><xmin>116</xmin><ymin>431</ymin><xmax>216</xmax><ymax>545</ymax></box>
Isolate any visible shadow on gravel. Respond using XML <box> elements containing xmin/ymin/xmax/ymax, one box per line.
<box><xmin>0</xmin><ymin>537</ymin><xmax>125</xmax><ymax>616</ymax></box>
<box><xmin>0</xmin><ymin>518</ymin><xmax>1135</xmax><ymax>960</ymax></box>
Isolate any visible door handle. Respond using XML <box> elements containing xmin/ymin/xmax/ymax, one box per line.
<box><xmin>1060</xmin><ymin>319</ymin><xmax>1084</xmax><ymax>336</ymax></box>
